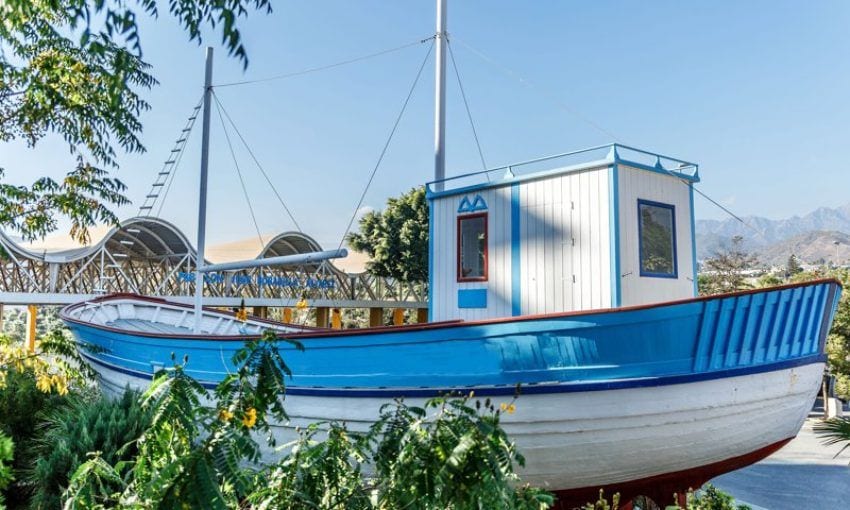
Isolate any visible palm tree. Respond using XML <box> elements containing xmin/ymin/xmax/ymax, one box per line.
<box><xmin>815</xmin><ymin>417</ymin><xmax>850</xmax><ymax>461</ymax></box>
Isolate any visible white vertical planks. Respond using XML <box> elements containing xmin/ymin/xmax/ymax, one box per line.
<box><xmin>518</xmin><ymin>165</ymin><xmax>611</xmax><ymax>315</ymax></box>
<box><xmin>617</xmin><ymin>165</ymin><xmax>695</xmax><ymax>306</ymax></box>
<box><xmin>430</xmin><ymin>186</ymin><xmax>512</xmax><ymax>321</ymax></box>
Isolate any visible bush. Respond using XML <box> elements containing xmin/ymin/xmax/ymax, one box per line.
<box><xmin>27</xmin><ymin>389</ymin><xmax>150</xmax><ymax>510</ymax></box>
<box><xmin>0</xmin><ymin>369</ymin><xmax>73</xmax><ymax>508</ymax></box>
<box><xmin>0</xmin><ymin>433</ymin><xmax>13</xmax><ymax>507</ymax></box>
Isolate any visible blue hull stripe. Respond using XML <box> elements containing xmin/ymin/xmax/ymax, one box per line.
<box><xmin>81</xmin><ymin>351</ymin><xmax>825</xmax><ymax>398</ymax></box>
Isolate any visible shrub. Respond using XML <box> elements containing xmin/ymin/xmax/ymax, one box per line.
<box><xmin>27</xmin><ymin>389</ymin><xmax>150</xmax><ymax>510</ymax></box>
<box><xmin>0</xmin><ymin>433</ymin><xmax>13</xmax><ymax>507</ymax></box>
<box><xmin>0</xmin><ymin>369</ymin><xmax>73</xmax><ymax>507</ymax></box>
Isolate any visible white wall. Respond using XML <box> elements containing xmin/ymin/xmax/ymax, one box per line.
<box><xmin>617</xmin><ymin>165</ymin><xmax>695</xmax><ymax>306</ymax></box>
<box><xmin>519</xmin><ymin>166</ymin><xmax>611</xmax><ymax>314</ymax></box>
<box><xmin>430</xmin><ymin>164</ymin><xmax>613</xmax><ymax>321</ymax></box>
<box><xmin>431</xmin><ymin>185</ymin><xmax>512</xmax><ymax>321</ymax></box>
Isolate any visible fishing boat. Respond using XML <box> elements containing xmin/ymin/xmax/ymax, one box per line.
<box><xmin>61</xmin><ymin>1</ymin><xmax>842</xmax><ymax>507</ymax></box>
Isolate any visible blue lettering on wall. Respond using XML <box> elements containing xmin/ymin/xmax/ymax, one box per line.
<box><xmin>176</xmin><ymin>272</ymin><xmax>335</xmax><ymax>289</ymax></box>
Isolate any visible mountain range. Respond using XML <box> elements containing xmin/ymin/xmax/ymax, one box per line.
<box><xmin>696</xmin><ymin>203</ymin><xmax>850</xmax><ymax>266</ymax></box>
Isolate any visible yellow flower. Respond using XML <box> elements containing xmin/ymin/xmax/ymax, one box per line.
<box><xmin>295</xmin><ymin>298</ymin><xmax>308</xmax><ymax>310</ymax></box>
<box><xmin>500</xmin><ymin>402</ymin><xmax>508</xmax><ymax>411</ymax></box>
<box><xmin>235</xmin><ymin>307</ymin><xmax>248</xmax><ymax>322</ymax></box>
<box><xmin>507</xmin><ymin>403</ymin><xmax>516</xmax><ymax>414</ymax></box>
<box><xmin>499</xmin><ymin>402</ymin><xmax>516</xmax><ymax>414</ymax></box>
<box><xmin>219</xmin><ymin>409</ymin><xmax>234</xmax><ymax>422</ymax></box>
<box><xmin>36</xmin><ymin>374</ymin><xmax>52</xmax><ymax>393</ymax></box>
<box><xmin>242</xmin><ymin>407</ymin><xmax>257</xmax><ymax>428</ymax></box>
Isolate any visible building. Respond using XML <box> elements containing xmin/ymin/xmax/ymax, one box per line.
<box><xmin>427</xmin><ymin>144</ymin><xmax>699</xmax><ymax>321</ymax></box>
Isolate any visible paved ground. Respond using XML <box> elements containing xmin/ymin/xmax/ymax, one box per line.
<box><xmin>711</xmin><ymin>414</ymin><xmax>850</xmax><ymax>510</ymax></box>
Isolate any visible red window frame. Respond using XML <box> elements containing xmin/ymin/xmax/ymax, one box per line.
<box><xmin>456</xmin><ymin>213</ymin><xmax>488</xmax><ymax>282</ymax></box>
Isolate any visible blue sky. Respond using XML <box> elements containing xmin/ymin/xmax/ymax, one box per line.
<box><xmin>5</xmin><ymin>0</ymin><xmax>850</xmax><ymax>247</ymax></box>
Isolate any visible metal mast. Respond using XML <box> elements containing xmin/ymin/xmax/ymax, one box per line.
<box><xmin>434</xmin><ymin>0</ymin><xmax>447</xmax><ymax>190</ymax></box>
<box><xmin>194</xmin><ymin>47</ymin><xmax>214</xmax><ymax>332</ymax></box>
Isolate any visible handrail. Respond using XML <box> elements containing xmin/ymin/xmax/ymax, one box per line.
<box><xmin>426</xmin><ymin>143</ymin><xmax>699</xmax><ymax>193</ymax></box>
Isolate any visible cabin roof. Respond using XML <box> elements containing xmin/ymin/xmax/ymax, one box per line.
<box><xmin>426</xmin><ymin>143</ymin><xmax>700</xmax><ymax>200</ymax></box>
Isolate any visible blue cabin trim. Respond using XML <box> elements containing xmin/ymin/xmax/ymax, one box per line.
<box><xmin>458</xmin><ymin>288</ymin><xmax>487</xmax><ymax>308</ymax></box>
<box><xmin>425</xmin><ymin>143</ymin><xmax>699</xmax><ymax>201</ymax></box>
<box><xmin>689</xmin><ymin>183</ymin><xmax>698</xmax><ymax>296</ymax></box>
<box><xmin>608</xmin><ymin>164</ymin><xmax>621</xmax><ymax>307</ymax></box>
<box><xmin>511</xmin><ymin>183</ymin><xmax>522</xmax><ymax>316</ymax></box>
<box><xmin>637</xmin><ymin>198</ymin><xmax>679</xmax><ymax>279</ymax></box>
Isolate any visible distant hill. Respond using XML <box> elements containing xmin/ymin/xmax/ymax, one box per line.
<box><xmin>696</xmin><ymin>203</ymin><xmax>850</xmax><ymax>265</ymax></box>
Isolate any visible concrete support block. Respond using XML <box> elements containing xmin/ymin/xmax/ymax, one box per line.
<box><xmin>827</xmin><ymin>397</ymin><xmax>844</xmax><ymax>418</ymax></box>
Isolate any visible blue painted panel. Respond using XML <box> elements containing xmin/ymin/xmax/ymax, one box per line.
<box><xmin>427</xmin><ymin>195</ymin><xmax>434</xmax><ymax>322</ymax></box>
<box><xmin>689</xmin><ymin>184</ymin><xmax>698</xmax><ymax>296</ymax></box>
<box><xmin>458</xmin><ymin>289</ymin><xmax>488</xmax><ymax>309</ymax></box>
<box><xmin>66</xmin><ymin>281</ymin><xmax>840</xmax><ymax>392</ymax></box>
<box><xmin>609</xmin><ymin>165</ymin><xmax>621</xmax><ymax>307</ymax></box>
<box><xmin>510</xmin><ymin>183</ymin><xmax>521</xmax><ymax>316</ymax></box>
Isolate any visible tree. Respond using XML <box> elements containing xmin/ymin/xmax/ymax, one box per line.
<box><xmin>1</xmin><ymin>0</ymin><xmax>272</xmax><ymax>242</ymax></box>
<box><xmin>786</xmin><ymin>254</ymin><xmax>803</xmax><ymax>278</ymax></box>
<box><xmin>699</xmin><ymin>236</ymin><xmax>759</xmax><ymax>295</ymax></box>
<box><xmin>347</xmin><ymin>186</ymin><xmax>429</xmax><ymax>283</ymax></box>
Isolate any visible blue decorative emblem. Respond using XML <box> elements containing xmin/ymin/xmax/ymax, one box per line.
<box><xmin>458</xmin><ymin>194</ymin><xmax>487</xmax><ymax>213</ymax></box>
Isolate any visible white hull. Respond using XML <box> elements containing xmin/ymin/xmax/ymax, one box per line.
<box><xmin>91</xmin><ymin>358</ymin><xmax>822</xmax><ymax>491</ymax></box>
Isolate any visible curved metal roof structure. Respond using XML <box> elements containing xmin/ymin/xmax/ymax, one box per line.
<box><xmin>0</xmin><ymin>216</ymin><xmax>342</xmax><ymax>270</ymax></box>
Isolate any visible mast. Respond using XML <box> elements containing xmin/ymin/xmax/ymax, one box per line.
<box><xmin>434</xmin><ymin>0</ymin><xmax>447</xmax><ymax>191</ymax></box>
<box><xmin>193</xmin><ymin>47</ymin><xmax>214</xmax><ymax>333</ymax></box>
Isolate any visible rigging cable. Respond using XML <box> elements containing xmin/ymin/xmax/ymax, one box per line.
<box><xmin>336</xmin><ymin>38</ymin><xmax>435</xmax><ymax>253</ymax></box>
<box><xmin>212</xmin><ymin>91</ymin><xmax>303</xmax><ymax>232</ymax></box>
<box><xmin>214</xmin><ymin>99</ymin><xmax>265</xmax><ymax>247</ymax></box>
<box><xmin>214</xmin><ymin>37</ymin><xmax>435</xmax><ymax>88</ymax></box>
<box><xmin>447</xmin><ymin>38</ymin><xmax>488</xmax><ymax>177</ymax></box>
<box><xmin>451</xmin><ymin>35</ymin><xmax>622</xmax><ymax>142</ymax></box>
<box><xmin>452</xmin><ymin>35</ymin><xmax>768</xmax><ymax>240</ymax></box>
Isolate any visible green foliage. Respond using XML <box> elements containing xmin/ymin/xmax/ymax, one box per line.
<box><xmin>678</xmin><ymin>484</ymin><xmax>751</xmax><ymax>510</ymax></box>
<box><xmin>0</xmin><ymin>369</ymin><xmax>74</xmax><ymax>507</ymax></box>
<box><xmin>0</xmin><ymin>0</ymin><xmax>272</xmax><ymax>241</ymax></box>
<box><xmin>581</xmin><ymin>489</ymin><xmax>620</xmax><ymax>509</ymax></box>
<box><xmin>581</xmin><ymin>485</ymin><xmax>750</xmax><ymax>510</ymax></box>
<box><xmin>699</xmin><ymin>236</ymin><xmax>760</xmax><ymax>295</ymax></box>
<box><xmin>370</xmin><ymin>396</ymin><xmax>552</xmax><ymax>509</ymax></box>
<box><xmin>785</xmin><ymin>254</ymin><xmax>803</xmax><ymax>277</ymax></box>
<box><xmin>0</xmin><ymin>432</ymin><xmax>13</xmax><ymax>508</ymax></box>
<box><xmin>64</xmin><ymin>333</ymin><xmax>554</xmax><ymax>509</ymax></box>
<box><xmin>347</xmin><ymin>186</ymin><xmax>430</xmax><ymax>283</ymax></box>
<box><xmin>28</xmin><ymin>389</ymin><xmax>151</xmax><ymax>510</ymax></box>
<box><xmin>814</xmin><ymin>417</ymin><xmax>850</xmax><ymax>463</ymax></box>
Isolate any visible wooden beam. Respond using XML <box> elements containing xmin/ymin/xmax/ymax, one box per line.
<box><xmin>369</xmin><ymin>308</ymin><xmax>384</xmax><ymax>327</ymax></box>
<box><xmin>315</xmin><ymin>307</ymin><xmax>329</xmax><ymax>328</ymax></box>
<box><xmin>26</xmin><ymin>304</ymin><xmax>37</xmax><ymax>352</ymax></box>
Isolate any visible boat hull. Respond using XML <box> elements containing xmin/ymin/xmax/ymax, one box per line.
<box><xmin>62</xmin><ymin>280</ymin><xmax>842</xmax><ymax>498</ymax></box>
<box><xmin>84</xmin><ymin>352</ymin><xmax>822</xmax><ymax>495</ymax></box>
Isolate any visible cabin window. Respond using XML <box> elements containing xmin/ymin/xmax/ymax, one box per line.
<box><xmin>638</xmin><ymin>199</ymin><xmax>677</xmax><ymax>278</ymax></box>
<box><xmin>457</xmin><ymin>213</ymin><xmax>488</xmax><ymax>281</ymax></box>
